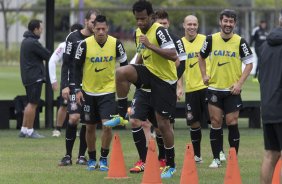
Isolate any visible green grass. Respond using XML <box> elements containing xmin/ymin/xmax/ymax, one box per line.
<box><xmin>0</xmin><ymin>121</ymin><xmax>263</xmax><ymax>184</ymax></box>
<box><xmin>0</xmin><ymin>65</ymin><xmax>263</xmax><ymax>183</ymax></box>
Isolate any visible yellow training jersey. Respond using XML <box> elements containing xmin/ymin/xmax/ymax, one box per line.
<box><xmin>136</xmin><ymin>23</ymin><xmax>178</xmax><ymax>83</ymax></box>
<box><xmin>209</xmin><ymin>32</ymin><xmax>242</xmax><ymax>89</ymax></box>
<box><xmin>182</xmin><ymin>34</ymin><xmax>208</xmax><ymax>92</ymax></box>
<box><xmin>82</xmin><ymin>35</ymin><xmax>117</xmax><ymax>94</ymax></box>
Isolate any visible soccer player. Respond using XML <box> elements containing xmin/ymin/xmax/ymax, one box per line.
<box><xmin>74</xmin><ymin>15</ymin><xmax>128</xmax><ymax>171</ymax></box>
<box><xmin>48</xmin><ymin>23</ymin><xmax>83</xmax><ymax>137</ymax></box>
<box><xmin>128</xmin><ymin>9</ymin><xmax>186</xmax><ymax>174</ymax></box>
<box><xmin>58</xmin><ymin>10</ymin><xmax>98</xmax><ymax>166</ymax></box>
<box><xmin>198</xmin><ymin>9</ymin><xmax>253</xmax><ymax>168</ymax></box>
<box><xmin>105</xmin><ymin>1</ymin><xmax>179</xmax><ymax>178</ymax></box>
<box><xmin>19</xmin><ymin>19</ymin><xmax>51</xmax><ymax>138</ymax></box>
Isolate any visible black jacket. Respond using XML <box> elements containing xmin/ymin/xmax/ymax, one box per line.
<box><xmin>20</xmin><ymin>31</ymin><xmax>50</xmax><ymax>86</ymax></box>
<box><xmin>259</xmin><ymin>27</ymin><xmax>282</xmax><ymax>123</ymax></box>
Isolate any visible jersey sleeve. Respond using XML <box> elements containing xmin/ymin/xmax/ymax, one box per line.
<box><xmin>155</xmin><ymin>27</ymin><xmax>175</xmax><ymax>49</ymax></box>
<box><xmin>199</xmin><ymin>35</ymin><xmax>212</xmax><ymax>59</ymax></box>
<box><xmin>61</xmin><ymin>33</ymin><xmax>74</xmax><ymax>89</ymax></box>
<box><xmin>73</xmin><ymin>40</ymin><xmax>87</xmax><ymax>89</ymax></box>
<box><xmin>239</xmin><ymin>38</ymin><xmax>254</xmax><ymax>65</ymax></box>
<box><xmin>48</xmin><ymin>42</ymin><xmax>65</xmax><ymax>84</ymax></box>
<box><xmin>116</xmin><ymin>39</ymin><xmax>128</xmax><ymax>66</ymax></box>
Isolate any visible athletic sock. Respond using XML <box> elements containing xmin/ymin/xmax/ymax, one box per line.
<box><xmin>210</xmin><ymin>126</ymin><xmax>221</xmax><ymax>159</ymax></box>
<box><xmin>219</xmin><ymin>127</ymin><xmax>224</xmax><ymax>152</ymax></box>
<box><xmin>156</xmin><ymin>134</ymin><xmax>165</xmax><ymax>160</ymax></box>
<box><xmin>100</xmin><ymin>148</ymin><xmax>110</xmax><ymax>159</ymax></box>
<box><xmin>190</xmin><ymin>127</ymin><xmax>202</xmax><ymax>157</ymax></box>
<box><xmin>78</xmin><ymin>125</ymin><xmax>87</xmax><ymax>157</ymax></box>
<box><xmin>132</xmin><ymin>126</ymin><xmax>147</xmax><ymax>162</ymax></box>
<box><xmin>26</xmin><ymin>128</ymin><xmax>34</xmax><ymax>136</ymax></box>
<box><xmin>228</xmin><ymin>124</ymin><xmax>240</xmax><ymax>154</ymax></box>
<box><xmin>117</xmin><ymin>98</ymin><xmax>128</xmax><ymax>118</ymax></box>
<box><xmin>21</xmin><ymin>126</ymin><xmax>27</xmax><ymax>134</ymax></box>
<box><xmin>165</xmin><ymin>146</ymin><xmax>175</xmax><ymax>168</ymax></box>
<box><xmin>65</xmin><ymin>122</ymin><xmax>77</xmax><ymax>157</ymax></box>
<box><xmin>88</xmin><ymin>150</ymin><xmax>96</xmax><ymax>161</ymax></box>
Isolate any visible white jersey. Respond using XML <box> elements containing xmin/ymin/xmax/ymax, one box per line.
<box><xmin>48</xmin><ymin>42</ymin><xmax>66</xmax><ymax>84</ymax></box>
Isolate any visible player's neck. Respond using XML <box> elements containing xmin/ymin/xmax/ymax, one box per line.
<box><xmin>220</xmin><ymin>31</ymin><xmax>233</xmax><ymax>39</ymax></box>
<box><xmin>185</xmin><ymin>34</ymin><xmax>197</xmax><ymax>41</ymax></box>
<box><xmin>81</xmin><ymin>28</ymin><xmax>92</xmax><ymax>37</ymax></box>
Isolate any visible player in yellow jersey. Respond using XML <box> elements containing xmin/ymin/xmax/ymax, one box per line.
<box><xmin>74</xmin><ymin>15</ymin><xmax>128</xmax><ymax>171</ymax></box>
<box><xmin>106</xmin><ymin>1</ymin><xmax>178</xmax><ymax>179</ymax></box>
<box><xmin>177</xmin><ymin>15</ymin><xmax>209</xmax><ymax>164</ymax></box>
<box><xmin>198</xmin><ymin>9</ymin><xmax>253</xmax><ymax>168</ymax></box>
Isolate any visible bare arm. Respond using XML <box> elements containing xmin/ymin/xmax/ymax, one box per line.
<box><xmin>198</xmin><ymin>55</ymin><xmax>209</xmax><ymax>86</ymax></box>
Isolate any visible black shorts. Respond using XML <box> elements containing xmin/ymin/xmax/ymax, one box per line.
<box><xmin>82</xmin><ymin>92</ymin><xmax>116</xmax><ymax>124</ymax></box>
<box><xmin>206</xmin><ymin>89</ymin><xmax>242</xmax><ymax>114</ymax></box>
<box><xmin>132</xmin><ymin>65</ymin><xmax>177</xmax><ymax>119</ymax></box>
<box><xmin>130</xmin><ymin>89</ymin><xmax>157</xmax><ymax>128</ymax></box>
<box><xmin>185</xmin><ymin>88</ymin><xmax>209</xmax><ymax>125</ymax></box>
<box><xmin>263</xmin><ymin>123</ymin><xmax>282</xmax><ymax>151</ymax></box>
<box><xmin>25</xmin><ymin>81</ymin><xmax>43</xmax><ymax>104</ymax></box>
<box><xmin>67</xmin><ymin>89</ymin><xmax>82</xmax><ymax>115</ymax></box>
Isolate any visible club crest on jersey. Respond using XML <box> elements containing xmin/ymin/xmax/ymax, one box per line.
<box><xmin>211</xmin><ymin>94</ymin><xmax>218</xmax><ymax>103</ymax></box>
<box><xmin>90</xmin><ymin>56</ymin><xmax>113</xmax><ymax>63</ymax></box>
<box><xmin>70</xmin><ymin>102</ymin><xmax>78</xmax><ymax>111</ymax></box>
<box><xmin>214</xmin><ymin>50</ymin><xmax>236</xmax><ymax>57</ymax></box>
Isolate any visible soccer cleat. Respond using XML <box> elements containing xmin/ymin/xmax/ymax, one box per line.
<box><xmin>26</xmin><ymin>131</ymin><xmax>45</xmax><ymax>138</ymax></box>
<box><xmin>220</xmin><ymin>151</ymin><xmax>226</xmax><ymax>162</ymax></box>
<box><xmin>194</xmin><ymin>155</ymin><xmax>203</xmax><ymax>164</ymax></box>
<box><xmin>161</xmin><ymin>166</ymin><xmax>176</xmax><ymax>179</ymax></box>
<box><xmin>99</xmin><ymin>158</ymin><xmax>109</xmax><ymax>171</ymax></box>
<box><xmin>52</xmin><ymin>129</ymin><xmax>61</xmax><ymax>137</ymax></box>
<box><xmin>18</xmin><ymin>131</ymin><xmax>26</xmax><ymax>138</ymax></box>
<box><xmin>76</xmin><ymin>156</ymin><xmax>87</xmax><ymax>165</ymax></box>
<box><xmin>209</xmin><ymin>158</ymin><xmax>221</xmax><ymax>168</ymax></box>
<box><xmin>87</xmin><ymin>159</ymin><xmax>98</xmax><ymax>171</ymax></box>
<box><xmin>103</xmin><ymin>115</ymin><xmax>128</xmax><ymax>127</ymax></box>
<box><xmin>129</xmin><ymin>160</ymin><xmax>145</xmax><ymax>173</ymax></box>
<box><xmin>58</xmin><ymin>155</ymin><xmax>72</xmax><ymax>166</ymax></box>
<box><xmin>159</xmin><ymin>159</ymin><xmax>166</xmax><ymax>170</ymax></box>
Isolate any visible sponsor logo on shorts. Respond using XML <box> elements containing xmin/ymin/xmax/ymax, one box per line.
<box><xmin>187</xmin><ymin>112</ymin><xmax>193</xmax><ymax>120</ymax></box>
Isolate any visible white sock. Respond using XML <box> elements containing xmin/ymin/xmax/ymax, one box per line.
<box><xmin>21</xmin><ymin>127</ymin><xmax>28</xmax><ymax>134</ymax></box>
<box><xmin>27</xmin><ymin>128</ymin><xmax>34</xmax><ymax>136</ymax></box>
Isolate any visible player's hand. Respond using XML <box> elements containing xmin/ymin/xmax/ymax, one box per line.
<box><xmin>76</xmin><ymin>91</ymin><xmax>84</xmax><ymax>106</ymax></box>
<box><xmin>139</xmin><ymin>35</ymin><xmax>151</xmax><ymax>48</ymax></box>
<box><xmin>230</xmin><ymin>82</ymin><xmax>242</xmax><ymax>95</ymax></box>
<box><xmin>51</xmin><ymin>81</ymin><xmax>58</xmax><ymax>91</ymax></box>
<box><xmin>177</xmin><ymin>87</ymin><xmax>184</xmax><ymax>101</ymax></box>
<box><xmin>202</xmin><ymin>75</ymin><xmax>210</xmax><ymax>86</ymax></box>
<box><xmin>62</xmin><ymin>87</ymin><xmax>70</xmax><ymax>100</ymax></box>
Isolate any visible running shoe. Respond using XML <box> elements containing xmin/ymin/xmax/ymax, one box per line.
<box><xmin>58</xmin><ymin>155</ymin><xmax>72</xmax><ymax>166</ymax></box>
<box><xmin>129</xmin><ymin>160</ymin><xmax>145</xmax><ymax>173</ymax></box>
<box><xmin>103</xmin><ymin>115</ymin><xmax>128</xmax><ymax>127</ymax></box>
<box><xmin>161</xmin><ymin>166</ymin><xmax>176</xmax><ymax>179</ymax></box>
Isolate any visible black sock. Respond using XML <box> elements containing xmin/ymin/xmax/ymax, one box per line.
<box><xmin>210</xmin><ymin>127</ymin><xmax>221</xmax><ymax>159</ymax></box>
<box><xmin>219</xmin><ymin>127</ymin><xmax>224</xmax><ymax>152</ymax></box>
<box><xmin>78</xmin><ymin>125</ymin><xmax>87</xmax><ymax>157</ymax></box>
<box><xmin>117</xmin><ymin>98</ymin><xmax>128</xmax><ymax>118</ymax></box>
<box><xmin>165</xmin><ymin>146</ymin><xmax>175</xmax><ymax>168</ymax></box>
<box><xmin>156</xmin><ymin>134</ymin><xmax>165</xmax><ymax>160</ymax></box>
<box><xmin>228</xmin><ymin>124</ymin><xmax>240</xmax><ymax>154</ymax></box>
<box><xmin>65</xmin><ymin>122</ymin><xmax>77</xmax><ymax>157</ymax></box>
<box><xmin>56</xmin><ymin>126</ymin><xmax>62</xmax><ymax>132</ymax></box>
<box><xmin>88</xmin><ymin>150</ymin><xmax>96</xmax><ymax>161</ymax></box>
<box><xmin>100</xmin><ymin>148</ymin><xmax>110</xmax><ymax>159</ymax></box>
<box><xmin>132</xmin><ymin>127</ymin><xmax>147</xmax><ymax>162</ymax></box>
<box><xmin>190</xmin><ymin>127</ymin><xmax>202</xmax><ymax>157</ymax></box>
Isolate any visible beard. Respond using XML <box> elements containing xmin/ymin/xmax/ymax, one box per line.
<box><xmin>221</xmin><ymin>26</ymin><xmax>234</xmax><ymax>34</ymax></box>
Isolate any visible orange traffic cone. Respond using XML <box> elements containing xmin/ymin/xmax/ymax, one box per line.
<box><xmin>105</xmin><ymin>133</ymin><xmax>129</xmax><ymax>179</ymax></box>
<box><xmin>141</xmin><ymin>138</ymin><xmax>162</xmax><ymax>184</ymax></box>
<box><xmin>180</xmin><ymin>143</ymin><xmax>199</xmax><ymax>184</ymax></box>
<box><xmin>224</xmin><ymin>147</ymin><xmax>242</xmax><ymax>184</ymax></box>
<box><xmin>272</xmin><ymin>159</ymin><xmax>282</xmax><ymax>184</ymax></box>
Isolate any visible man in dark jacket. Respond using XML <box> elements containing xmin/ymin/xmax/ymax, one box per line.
<box><xmin>19</xmin><ymin>19</ymin><xmax>50</xmax><ymax>138</ymax></box>
<box><xmin>259</xmin><ymin>13</ymin><xmax>282</xmax><ymax>184</ymax></box>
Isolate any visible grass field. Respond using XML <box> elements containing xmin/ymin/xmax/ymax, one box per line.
<box><xmin>0</xmin><ymin>65</ymin><xmax>263</xmax><ymax>183</ymax></box>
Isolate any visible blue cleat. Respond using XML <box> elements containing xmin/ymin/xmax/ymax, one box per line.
<box><xmin>99</xmin><ymin>158</ymin><xmax>109</xmax><ymax>171</ymax></box>
<box><xmin>161</xmin><ymin>166</ymin><xmax>176</xmax><ymax>179</ymax></box>
<box><xmin>87</xmin><ymin>159</ymin><xmax>98</xmax><ymax>171</ymax></box>
<box><xmin>103</xmin><ymin>115</ymin><xmax>128</xmax><ymax>127</ymax></box>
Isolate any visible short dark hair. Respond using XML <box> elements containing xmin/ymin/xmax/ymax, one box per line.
<box><xmin>70</xmin><ymin>23</ymin><xmax>83</xmax><ymax>32</ymax></box>
<box><xmin>85</xmin><ymin>9</ymin><xmax>100</xmax><ymax>20</ymax></box>
<box><xmin>132</xmin><ymin>0</ymin><xmax>154</xmax><ymax>16</ymax></box>
<box><xmin>28</xmin><ymin>19</ymin><xmax>42</xmax><ymax>32</ymax></box>
<box><xmin>93</xmin><ymin>15</ymin><xmax>107</xmax><ymax>26</ymax></box>
<box><xmin>219</xmin><ymin>9</ymin><xmax>237</xmax><ymax>22</ymax></box>
<box><xmin>154</xmin><ymin>9</ymin><xmax>169</xmax><ymax>20</ymax></box>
